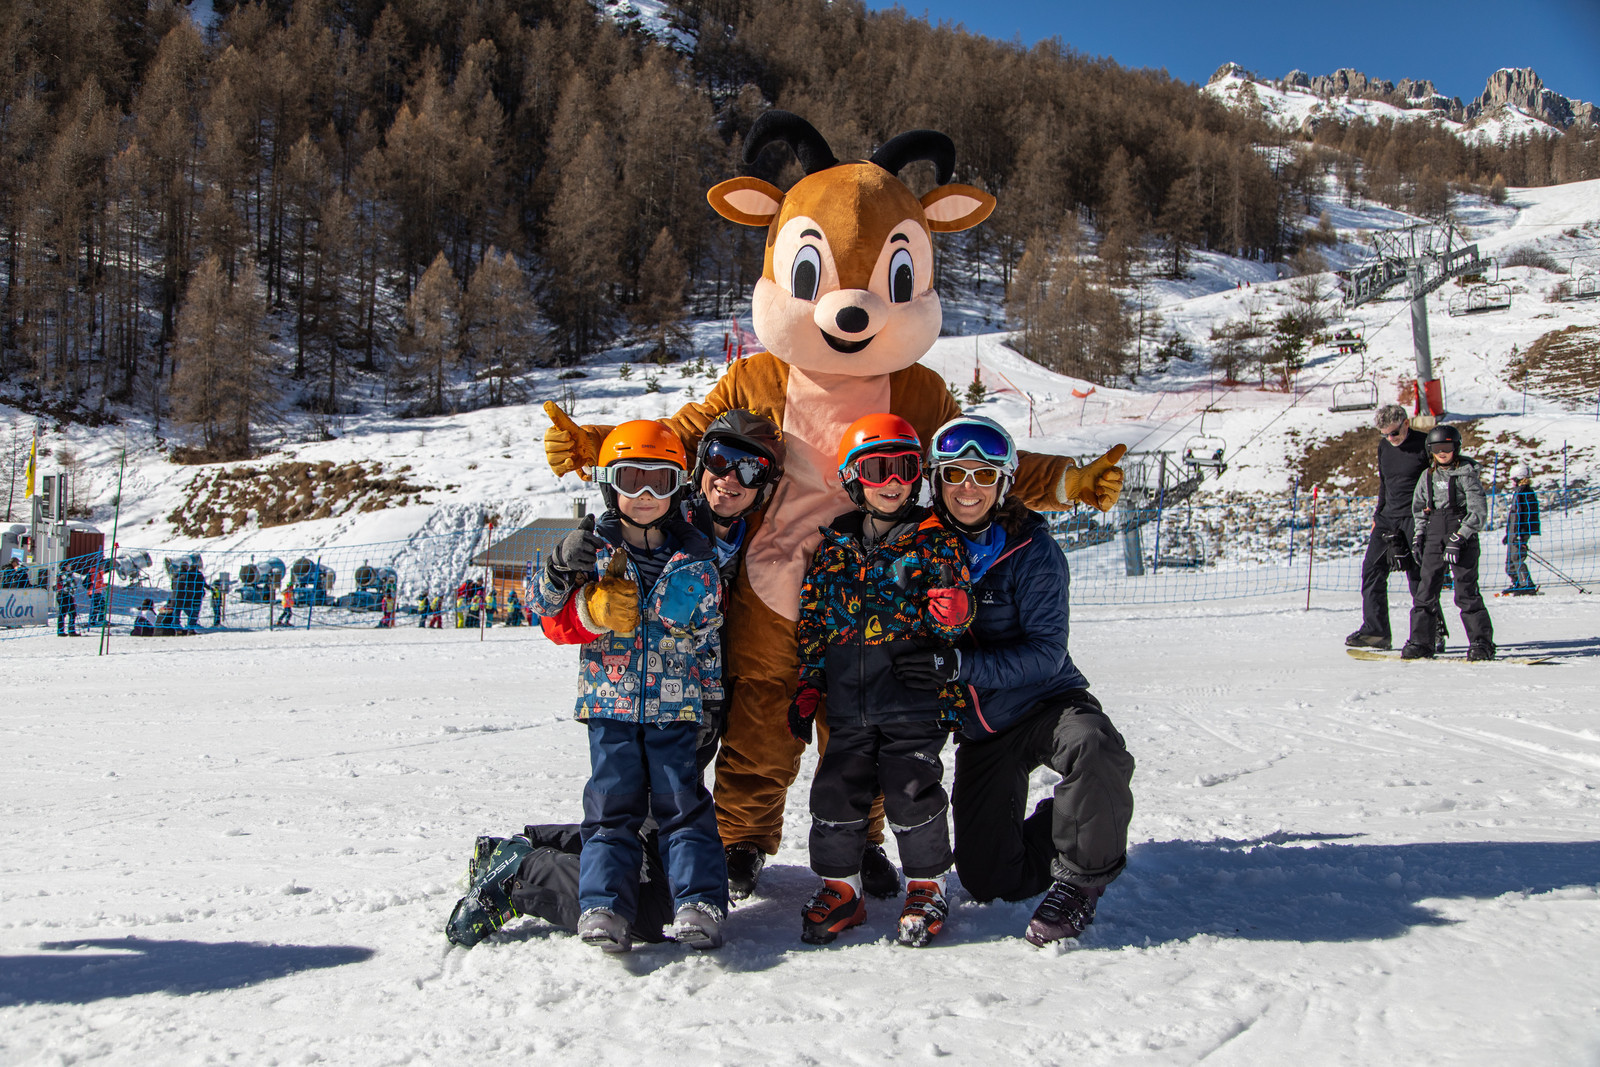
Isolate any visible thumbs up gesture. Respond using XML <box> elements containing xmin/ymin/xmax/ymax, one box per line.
<box><xmin>544</xmin><ymin>401</ymin><xmax>604</xmax><ymax>481</ymax></box>
<box><xmin>1056</xmin><ymin>443</ymin><xmax>1127</xmax><ymax>512</ymax></box>
<box><xmin>583</xmin><ymin>550</ymin><xmax>639</xmax><ymax>637</ymax></box>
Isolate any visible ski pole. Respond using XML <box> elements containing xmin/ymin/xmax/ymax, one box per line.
<box><xmin>1526</xmin><ymin>547</ymin><xmax>1590</xmax><ymax>593</ymax></box>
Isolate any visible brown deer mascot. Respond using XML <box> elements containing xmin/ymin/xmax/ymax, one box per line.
<box><xmin>544</xmin><ymin>111</ymin><xmax>1126</xmax><ymax>897</ymax></box>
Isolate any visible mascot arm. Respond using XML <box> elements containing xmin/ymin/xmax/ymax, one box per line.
<box><xmin>657</xmin><ymin>355</ymin><xmax>789</xmax><ymax>454</ymax></box>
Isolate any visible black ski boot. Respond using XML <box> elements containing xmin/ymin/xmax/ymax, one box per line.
<box><xmin>1467</xmin><ymin>643</ymin><xmax>1496</xmax><ymax>662</ymax></box>
<box><xmin>1345</xmin><ymin>631</ymin><xmax>1389</xmax><ymax>650</ymax></box>
<box><xmin>861</xmin><ymin>843</ymin><xmax>902</xmax><ymax>899</ymax></box>
<box><xmin>445</xmin><ymin>835</ymin><xmax>533</xmax><ymax>947</ymax></box>
<box><xmin>725</xmin><ymin>842</ymin><xmax>765</xmax><ymax>901</ymax></box>
<box><xmin>1024</xmin><ymin>881</ymin><xmax>1100</xmax><ymax>946</ymax></box>
<box><xmin>1400</xmin><ymin>642</ymin><xmax>1434</xmax><ymax>660</ymax></box>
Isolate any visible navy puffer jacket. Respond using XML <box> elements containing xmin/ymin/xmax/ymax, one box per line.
<box><xmin>957</xmin><ymin>503</ymin><xmax>1089</xmax><ymax>740</ymax></box>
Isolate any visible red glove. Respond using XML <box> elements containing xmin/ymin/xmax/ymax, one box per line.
<box><xmin>788</xmin><ymin>684</ymin><xmax>821</xmax><ymax>744</ymax></box>
<box><xmin>927</xmin><ymin>587</ymin><xmax>970</xmax><ymax>628</ymax></box>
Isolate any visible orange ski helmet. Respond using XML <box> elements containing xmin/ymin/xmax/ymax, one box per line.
<box><xmin>836</xmin><ymin>413</ymin><xmax>921</xmax><ymax>470</ymax></box>
<box><xmin>598</xmin><ymin>420</ymin><xmax>688</xmax><ymax>469</ymax></box>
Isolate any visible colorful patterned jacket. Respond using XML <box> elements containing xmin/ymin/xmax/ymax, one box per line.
<box><xmin>532</xmin><ymin>513</ymin><xmax>723</xmax><ymax>725</ymax></box>
<box><xmin>797</xmin><ymin>506</ymin><xmax>972</xmax><ymax>726</ymax></box>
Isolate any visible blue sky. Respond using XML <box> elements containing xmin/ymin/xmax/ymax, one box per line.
<box><xmin>868</xmin><ymin>0</ymin><xmax>1600</xmax><ymax>107</ymax></box>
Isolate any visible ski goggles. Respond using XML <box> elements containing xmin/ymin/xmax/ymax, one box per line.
<box><xmin>932</xmin><ymin>421</ymin><xmax>1015</xmax><ymax>469</ymax></box>
<box><xmin>701</xmin><ymin>439</ymin><xmax>775</xmax><ymax>488</ymax></box>
<box><xmin>847</xmin><ymin>450</ymin><xmax>922</xmax><ymax>488</ymax></box>
<box><xmin>938</xmin><ymin>465</ymin><xmax>1005</xmax><ymax>487</ymax></box>
<box><xmin>594</xmin><ymin>461</ymin><xmax>686</xmax><ymax>498</ymax></box>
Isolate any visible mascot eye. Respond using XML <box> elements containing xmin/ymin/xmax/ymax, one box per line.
<box><xmin>791</xmin><ymin>245</ymin><xmax>821</xmax><ymax>301</ymax></box>
<box><xmin>889</xmin><ymin>248</ymin><xmax>914</xmax><ymax>303</ymax></box>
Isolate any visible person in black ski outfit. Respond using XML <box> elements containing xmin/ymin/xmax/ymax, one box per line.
<box><xmin>1403</xmin><ymin>424</ymin><xmax>1495</xmax><ymax>660</ymax></box>
<box><xmin>1501</xmin><ymin>462</ymin><xmax>1541</xmax><ymax>595</ymax></box>
<box><xmin>891</xmin><ymin>415</ymin><xmax>1135</xmax><ymax>946</ymax></box>
<box><xmin>1347</xmin><ymin>404</ymin><xmax>1446</xmax><ymax>651</ymax></box>
<box><xmin>55</xmin><ymin>571</ymin><xmax>79</xmax><ymax>636</ymax></box>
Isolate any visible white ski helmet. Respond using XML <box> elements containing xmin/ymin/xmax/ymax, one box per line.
<box><xmin>1509</xmin><ymin>461</ymin><xmax>1531</xmax><ymax>481</ymax></box>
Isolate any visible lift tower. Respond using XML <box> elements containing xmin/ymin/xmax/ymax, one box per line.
<box><xmin>1337</xmin><ymin>221</ymin><xmax>1485</xmax><ymax>417</ymax></box>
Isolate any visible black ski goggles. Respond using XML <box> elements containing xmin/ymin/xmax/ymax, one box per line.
<box><xmin>701</xmin><ymin>440</ymin><xmax>775</xmax><ymax>488</ymax></box>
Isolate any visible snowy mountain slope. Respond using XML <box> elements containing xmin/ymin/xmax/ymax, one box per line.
<box><xmin>3</xmin><ymin>591</ymin><xmax>1598</xmax><ymax>1063</ymax></box>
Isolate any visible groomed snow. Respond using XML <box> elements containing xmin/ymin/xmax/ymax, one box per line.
<box><xmin>3</xmin><ymin>589</ymin><xmax>1598</xmax><ymax>1063</ymax></box>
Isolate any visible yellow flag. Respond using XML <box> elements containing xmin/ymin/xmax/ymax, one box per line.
<box><xmin>23</xmin><ymin>433</ymin><xmax>36</xmax><ymax>499</ymax></box>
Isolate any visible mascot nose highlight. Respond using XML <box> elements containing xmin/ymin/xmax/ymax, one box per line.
<box><xmin>815</xmin><ymin>289</ymin><xmax>887</xmax><ymax>341</ymax></box>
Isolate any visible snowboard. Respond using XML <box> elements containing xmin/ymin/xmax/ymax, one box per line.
<box><xmin>1493</xmin><ymin>590</ymin><xmax>1541</xmax><ymax>598</ymax></box>
<box><xmin>1346</xmin><ymin>648</ymin><xmax>1554</xmax><ymax>665</ymax></box>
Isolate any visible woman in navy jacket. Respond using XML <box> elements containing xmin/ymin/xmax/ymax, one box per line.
<box><xmin>891</xmin><ymin>416</ymin><xmax>1134</xmax><ymax>946</ymax></box>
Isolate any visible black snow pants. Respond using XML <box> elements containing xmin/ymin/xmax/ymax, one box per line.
<box><xmin>1408</xmin><ymin>509</ymin><xmax>1494</xmax><ymax>651</ymax></box>
<box><xmin>506</xmin><ymin>824</ymin><xmax>674</xmax><ymax>943</ymax></box>
<box><xmin>808</xmin><ymin>718</ymin><xmax>951</xmax><ymax>880</ymax></box>
<box><xmin>952</xmin><ymin>692</ymin><xmax>1135</xmax><ymax>902</ymax></box>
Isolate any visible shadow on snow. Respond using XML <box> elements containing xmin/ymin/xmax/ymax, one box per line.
<box><xmin>0</xmin><ymin>936</ymin><xmax>376</xmax><ymax>1006</ymax></box>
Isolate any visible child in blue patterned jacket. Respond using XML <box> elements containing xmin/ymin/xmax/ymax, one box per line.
<box><xmin>531</xmin><ymin>420</ymin><xmax>728</xmax><ymax>953</ymax></box>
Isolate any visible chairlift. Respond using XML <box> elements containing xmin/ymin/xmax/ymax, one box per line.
<box><xmin>1575</xmin><ymin>272</ymin><xmax>1599</xmax><ymax>299</ymax></box>
<box><xmin>1447</xmin><ymin>283</ymin><xmax>1511</xmax><ymax>316</ymax></box>
<box><xmin>1329</xmin><ymin>378</ymin><xmax>1379</xmax><ymax>413</ymax></box>
<box><xmin>1183</xmin><ymin>410</ymin><xmax>1227</xmax><ymax>475</ymax></box>
<box><xmin>1320</xmin><ymin>318</ymin><xmax>1367</xmax><ymax>357</ymax></box>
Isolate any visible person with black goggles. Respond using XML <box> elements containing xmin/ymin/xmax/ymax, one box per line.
<box><xmin>890</xmin><ymin>415</ymin><xmax>1135</xmax><ymax>947</ymax></box>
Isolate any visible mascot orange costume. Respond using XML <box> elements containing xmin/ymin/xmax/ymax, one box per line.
<box><xmin>544</xmin><ymin>111</ymin><xmax>1126</xmax><ymax>866</ymax></box>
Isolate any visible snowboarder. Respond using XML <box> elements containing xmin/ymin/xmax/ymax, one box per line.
<box><xmin>894</xmin><ymin>416</ymin><xmax>1135</xmax><ymax>946</ymax></box>
<box><xmin>1502</xmin><ymin>462</ymin><xmax>1540</xmax><ymax>595</ymax></box>
<box><xmin>1402</xmin><ymin>424</ymin><xmax>1495</xmax><ymax>661</ymax></box>
<box><xmin>529</xmin><ymin>421</ymin><xmax>728</xmax><ymax>953</ymax></box>
<box><xmin>1348</xmin><ymin>404</ymin><xmax>1446</xmax><ymax>652</ymax></box>
<box><xmin>789</xmin><ymin>415</ymin><xmax>972</xmax><ymax>947</ymax></box>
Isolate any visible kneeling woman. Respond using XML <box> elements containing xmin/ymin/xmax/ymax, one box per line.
<box><xmin>891</xmin><ymin>416</ymin><xmax>1135</xmax><ymax>945</ymax></box>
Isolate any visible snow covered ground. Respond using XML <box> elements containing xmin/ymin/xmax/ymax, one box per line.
<box><xmin>3</xmin><ymin>588</ymin><xmax>1599</xmax><ymax>1064</ymax></box>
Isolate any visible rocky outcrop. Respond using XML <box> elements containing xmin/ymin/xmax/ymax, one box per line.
<box><xmin>1283</xmin><ymin>68</ymin><xmax>1461</xmax><ymax>113</ymax></box>
<box><xmin>1469</xmin><ymin>68</ymin><xmax>1595</xmax><ymax>128</ymax></box>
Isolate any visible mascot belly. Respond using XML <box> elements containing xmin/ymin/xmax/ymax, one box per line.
<box><xmin>544</xmin><ymin>112</ymin><xmax>1126</xmax><ymax>854</ymax></box>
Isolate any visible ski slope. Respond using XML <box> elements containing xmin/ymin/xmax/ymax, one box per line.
<box><xmin>3</xmin><ymin>590</ymin><xmax>1598</xmax><ymax>1063</ymax></box>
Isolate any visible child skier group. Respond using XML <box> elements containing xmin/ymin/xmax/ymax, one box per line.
<box><xmin>446</xmin><ymin>409</ymin><xmax>1136</xmax><ymax>954</ymax></box>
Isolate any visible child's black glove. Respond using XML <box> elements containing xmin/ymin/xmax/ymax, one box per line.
<box><xmin>1443</xmin><ymin>532</ymin><xmax>1464</xmax><ymax>565</ymax></box>
<box><xmin>697</xmin><ymin>698</ymin><xmax>726</xmax><ymax>752</ymax></box>
<box><xmin>551</xmin><ymin>515</ymin><xmax>605</xmax><ymax>581</ymax></box>
<box><xmin>892</xmin><ymin>646</ymin><xmax>960</xmax><ymax>689</ymax></box>
<box><xmin>788</xmin><ymin>684</ymin><xmax>821</xmax><ymax>744</ymax></box>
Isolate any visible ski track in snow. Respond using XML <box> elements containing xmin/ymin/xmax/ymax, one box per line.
<box><xmin>3</xmin><ymin>591</ymin><xmax>1600</xmax><ymax>1063</ymax></box>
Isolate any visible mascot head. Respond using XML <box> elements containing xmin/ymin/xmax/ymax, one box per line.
<box><xmin>707</xmin><ymin>111</ymin><xmax>996</xmax><ymax>377</ymax></box>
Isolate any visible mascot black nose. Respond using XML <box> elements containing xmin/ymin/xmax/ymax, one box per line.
<box><xmin>835</xmin><ymin>306</ymin><xmax>869</xmax><ymax>334</ymax></box>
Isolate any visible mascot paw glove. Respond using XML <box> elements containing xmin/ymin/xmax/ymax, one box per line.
<box><xmin>543</xmin><ymin>401</ymin><xmax>602</xmax><ymax>481</ymax></box>
<box><xmin>926</xmin><ymin>586</ymin><xmax>971</xmax><ymax>628</ymax></box>
<box><xmin>892</xmin><ymin>647</ymin><xmax>960</xmax><ymax>689</ymax></box>
<box><xmin>788</xmin><ymin>684</ymin><xmax>821</xmax><ymax>744</ymax></box>
<box><xmin>582</xmin><ymin>553</ymin><xmax>639</xmax><ymax>636</ymax></box>
<box><xmin>1056</xmin><ymin>444</ymin><xmax>1127</xmax><ymax>512</ymax></box>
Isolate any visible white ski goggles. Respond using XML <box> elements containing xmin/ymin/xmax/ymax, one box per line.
<box><xmin>594</xmin><ymin>461</ymin><xmax>686</xmax><ymax>499</ymax></box>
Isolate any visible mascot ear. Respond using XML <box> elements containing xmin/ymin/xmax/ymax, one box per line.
<box><xmin>708</xmin><ymin>177</ymin><xmax>785</xmax><ymax>227</ymax></box>
<box><xmin>921</xmin><ymin>184</ymin><xmax>996</xmax><ymax>233</ymax></box>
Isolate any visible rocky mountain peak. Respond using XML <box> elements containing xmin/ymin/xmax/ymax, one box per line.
<box><xmin>1469</xmin><ymin>67</ymin><xmax>1595</xmax><ymax>128</ymax></box>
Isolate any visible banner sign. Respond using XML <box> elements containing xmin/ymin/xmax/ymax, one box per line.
<box><xmin>1</xmin><ymin>590</ymin><xmax>48</xmax><ymax>627</ymax></box>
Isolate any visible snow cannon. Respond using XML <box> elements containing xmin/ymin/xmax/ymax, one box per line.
<box><xmin>236</xmin><ymin>557</ymin><xmax>286</xmax><ymax>603</ymax></box>
<box><xmin>341</xmin><ymin>562</ymin><xmax>398</xmax><ymax>611</ymax></box>
<box><xmin>163</xmin><ymin>552</ymin><xmax>204</xmax><ymax>581</ymax></box>
<box><xmin>114</xmin><ymin>551</ymin><xmax>153</xmax><ymax>584</ymax></box>
<box><xmin>289</xmin><ymin>556</ymin><xmax>336</xmax><ymax>607</ymax></box>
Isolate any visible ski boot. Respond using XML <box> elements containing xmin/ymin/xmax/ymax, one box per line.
<box><xmin>670</xmin><ymin>902</ymin><xmax>725</xmax><ymax>950</ymax></box>
<box><xmin>725</xmin><ymin>842</ymin><xmax>765</xmax><ymax>901</ymax></box>
<box><xmin>445</xmin><ymin>835</ymin><xmax>533</xmax><ymax>948</ymax></box>
<box><xmin>801</xmin><ymin>879</ymin><xmax>866</xmax><ymax>945</ymax></box>
<box><xmin>1467</xmin><ymin>643</ymin><xmax>1496</xmax><ymax>662</ymax></box>
<box><xmin>1400</xmin><ymin>642</ymin><xmax>1434</xmax><ymax>660</ymax></box>
<box><xmin>861</xmin><ymin>843</ymin><xmax>902</xmax><ymax>899</ymax></box>
<box><xmin>577</xmin><ymin>907</ymin><xmax>633</xmax><ymax>953</ymax></box>
<box><xmin>896</xmin><ymin>879</ymin><xmax>948</xmax><ymax>947</ymax></box>
<box><xmin>1344</xmin><ymin>631</ymin><xmax>1388</xmax><ymax>650</ymax></box>
<box><xmin>1024</xmin><ymin>881</ymin><xmax>1099</xmax><ymax>946</ymax></box>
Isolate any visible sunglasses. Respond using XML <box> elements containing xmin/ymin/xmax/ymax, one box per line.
<box><xmin>702</xmin><ymin>440</ymin><xmax>774</xmax><ymax>488</ymax></box>
<box><xmin>939</xmin><ymin>465</ymin><xmax>1004</xmax><ymax>487</ymax></box>
<box><xmin>595</xmin><ymin>461</ymin><xmax>686</xmax><ymax>498</ymax></box>
<box><xmin>849</xmin><ymin>450</ymin><xmax>922</xmax><ymax>488</ymax></box>
<box><xmin>1383</xmin><ymin>425</ymin><xmax>1407</xmax><ymax>439</ymax></box>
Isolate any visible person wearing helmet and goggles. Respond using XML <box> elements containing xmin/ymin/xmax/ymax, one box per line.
<box><xmin>1402</xmin><ymin>423</ymin><xmax>1495</xmax><ymax>661</ymax></box>
<box><xmin>891</xmin><ymin>415</ymin><xmax>1135</xmax><ymax>947</ymax></box>
<box><xmin>529</xmin><ymin>420</ymin><xmax>730</xmax><ymax>953</ymax></box>
<box><xmin>1502</xmin><ymin>461</ymin><xmax>1540</xmax><ymax>596</ymax></box>
<box><xmin>790</xmin><ymin>413</ymin><xmax>973</xmax><ymax>948</ymax></box>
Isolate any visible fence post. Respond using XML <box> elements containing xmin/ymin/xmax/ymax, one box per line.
<box><xmin>1287</xmin><ymin>481</ymin><xmax>1298</xmax><ymax>568</ymax></box>
<box><xmin>1305</xmin><ymin>485</ymin><xmax>1319</xmax><ymax>611</ymax></box>
<box><xmin>306</xmin><ymin>555</ymin><xmax>321</xmax><ymax>631</ymax></box>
